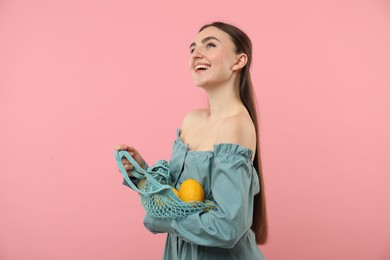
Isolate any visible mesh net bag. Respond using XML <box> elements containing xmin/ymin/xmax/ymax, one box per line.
<box><xmin>114</xmin><ymin>150</ymin><xmax>215</xmax><ymax>218</ymax></box>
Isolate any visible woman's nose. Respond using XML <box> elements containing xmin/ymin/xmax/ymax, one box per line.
<box><xmin>191</xmin><ymin>47</ymin><xmax>204</xmax><ymax>59</ymax></box>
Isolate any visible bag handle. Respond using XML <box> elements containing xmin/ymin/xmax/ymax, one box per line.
<box><xmin>114</xmin><ymin>150</ymin><xmax>172</xmax><ymax>195</ymax></box>
<box><xmin>114</xmin><ymin>150</ymin><xmax>147</xmax><ymax>192</ymax></box>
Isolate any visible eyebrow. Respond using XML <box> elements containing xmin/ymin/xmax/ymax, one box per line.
<box><xmin>189</xmin><ymin>36</ymin><xmax>221</xmax><ymax>49</ymax></box>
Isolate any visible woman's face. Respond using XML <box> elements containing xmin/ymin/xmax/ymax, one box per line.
<box><xmin>189</xmin><ymin>26</ymin><xmax>239</xmax><ymax>87</ymax></box>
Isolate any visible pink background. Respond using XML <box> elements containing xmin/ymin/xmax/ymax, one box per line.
<box><xmin>1</xmin><ymin>0</ymin><xmax>389</xmax><ymax>259</ymax></box>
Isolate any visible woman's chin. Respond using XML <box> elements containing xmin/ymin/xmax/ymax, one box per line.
<box><xmin>193</xmin><ymin>82</ymin><xmax>205</xmax><ymax>88</ymax></box>
<box><xmin>192</xmin><ymin>79</ymin><xmax>210</xmax><ymax>88</ymax></box>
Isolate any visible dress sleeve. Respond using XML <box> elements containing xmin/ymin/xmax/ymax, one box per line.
<box><xmin>144</xmin><ymin>145</ymin><xmax>260</xmax><ymax>248</ymax></box>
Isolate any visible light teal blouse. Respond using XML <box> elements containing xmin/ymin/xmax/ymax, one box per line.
<box><xmin>124</xmin><ymin>129</ymin><xmax>265</xmax><ymax>260</ymax></box>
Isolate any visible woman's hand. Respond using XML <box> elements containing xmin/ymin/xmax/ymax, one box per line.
<box><xmin>116</xmin><ymin>145</ymin><xmax>146</xmax><ymax>177</ymax></box>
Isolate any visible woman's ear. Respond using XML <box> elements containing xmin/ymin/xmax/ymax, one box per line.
<box><xmin>232</xmin><ymin>53</ymin><xmax>248</xmax><ymax>71</ymax></box>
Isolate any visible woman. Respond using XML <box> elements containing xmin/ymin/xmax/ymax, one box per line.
<box><xmin>116</xmin><ymin>21</ymin><xmax>268</xmax><ymax>259</ymax></box>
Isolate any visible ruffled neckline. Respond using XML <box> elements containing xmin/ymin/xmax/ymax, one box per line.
<box><xmin>175</xmin><ymin>128</ymin><xmax>254</xmax><ymax>159</ymax></box>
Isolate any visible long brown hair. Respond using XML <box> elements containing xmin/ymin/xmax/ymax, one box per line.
<box><xmin>199</xmin><ymin>22</ymin><xmax>268</xmax><ymax>244</ymax></box>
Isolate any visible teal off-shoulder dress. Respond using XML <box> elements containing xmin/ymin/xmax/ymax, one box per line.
<box><xmin>123</xmin><ymin>129</ymin><xmax>265</xmax><ymax>260</ymax></box>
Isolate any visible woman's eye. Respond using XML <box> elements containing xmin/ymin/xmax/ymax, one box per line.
<box><xmin>190</xmin><ymin>43</ymin><xmax>215</xmax><ymax>54</ymax></box>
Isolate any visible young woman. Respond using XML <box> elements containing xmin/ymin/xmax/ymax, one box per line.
<box><xmin>116</xmin><ymin>21</ymin><xmax>268</xmax><ymax>259</ymax></box>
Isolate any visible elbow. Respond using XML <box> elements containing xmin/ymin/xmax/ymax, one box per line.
<box><xmin>214</xmin><ymin>225</ymin><xmax>247</xmax><ymax>249</ymax></box>
<box><xmin>217</xmin><ymin>219</ymin><xmax>252</xmax><ymax>248</ymax></box>
<box><xmin>219</xmin><ymin>238</ymin><xmax>239</xmax><ymax>249</ymax></box>
<box><xmin>143</xmin><ymin>216</ymin><xmax>158</xmax><ymax>234</ymax></box>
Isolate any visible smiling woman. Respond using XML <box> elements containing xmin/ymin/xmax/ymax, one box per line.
<box><xmin>116</xmin><ymin>21</ymin><xmax>267</xmax><ymax>260</ymax></box>
<box><xmin>188</xmin><ymin>27</ymin><xmax>248</xmax><ymax>89</ymax></box>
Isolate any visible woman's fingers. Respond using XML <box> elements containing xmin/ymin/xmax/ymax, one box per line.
<box><xmin>122</xmin><ymin>158</ymin><xmax>129</xmax><ymax>163</ymax></box>
<box><xmin>124</xmin><ymin>164</ymin><xmax>134</xmax><ymax>171</ymax></box>
<box><xmin>116</xmin><ymin>144</ymin><xmax>136</xmax><ymax>155</ymax></box>
<box><xmin>118</xmin><ymin>161</ymin><xmax>134</xmax><ymax>175</ymax></box>
<box><xmin>115</xmin><ymin>144</ymin><xmax>140</xmax><ymax>177</ymax></box>
<box><xmin>115</xmin><ymin>144</ymin><xmax>126</xmax><ymax>150</ymax></box>
<box><xmin>121</xmin><ymin>158</ymin><xmax>133</xmax><ymax>169</ymax></box>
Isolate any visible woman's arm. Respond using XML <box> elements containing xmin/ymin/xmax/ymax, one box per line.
<box><xmin>144</xmin><ymin>151</ymin><xmax>259</xmax><ymax>248</ymax></box>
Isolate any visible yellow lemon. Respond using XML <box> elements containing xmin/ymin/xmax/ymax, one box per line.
<box><xmin>167</xmin><ymin>187</ymin><xmax>181</xmax><ymax>202</ymax></box>
<box><xmin>172</xmin><ymin>188</ymin><xmax>180</xmax><ymax>198</ymax></box>
<box><xmin>179</xmin><ymin>179</ymin><xmax>204</xmax><ymax>202</ymax></box>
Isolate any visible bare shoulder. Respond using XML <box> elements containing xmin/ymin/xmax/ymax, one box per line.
<box><xmin>215</xmin><ymin>112</ymin><xmax>256</xmax><ymax>152</ymax></box>
<box><xmin>180</xmin><ymin>108</ymin><xmax>209</xmax><ymax>132</ymax></box>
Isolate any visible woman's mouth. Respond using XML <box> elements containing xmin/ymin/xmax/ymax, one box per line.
<box><xmin>195</xmin><ymin>64</ymin><xmax>211</xmax><ymax>72</ymax></box>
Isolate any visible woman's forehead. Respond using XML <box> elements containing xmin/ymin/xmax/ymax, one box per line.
<box><xmin>193</xmin><ymin>26</ymin><xmax>231</xmax><ymax>44</ymax></box>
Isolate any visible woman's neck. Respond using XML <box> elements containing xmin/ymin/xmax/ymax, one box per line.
<box><xmin>204</xmin><ymin>80</ymin><xmax>244</xmax><ymax>122</ymax></box>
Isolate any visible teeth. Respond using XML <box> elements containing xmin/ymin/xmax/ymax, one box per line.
<box><xmin>195</xmin><ymin>64</ymin><xmax>211</xmax><ymax>71</ymax></box>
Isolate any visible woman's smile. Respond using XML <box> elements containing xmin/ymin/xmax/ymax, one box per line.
<box><xmin>194</xmin><ymin>63</ymin><xmax>211</xmax><ymax>73</ymax></box>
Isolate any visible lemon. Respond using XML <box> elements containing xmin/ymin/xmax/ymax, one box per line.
<box><xmin>179</xmin><ymin>179</ymin><xmax>204</xmax><ymax>202</ymax></box>
<box><xmin>172</xmin><ymin>188</ymin><xmax>180</xmax><ymax>198</ymax></box>
<box><xmin>167</xmin><ymin>187</ymin><xmax>181</xmax><ymax>202</ymax></box>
